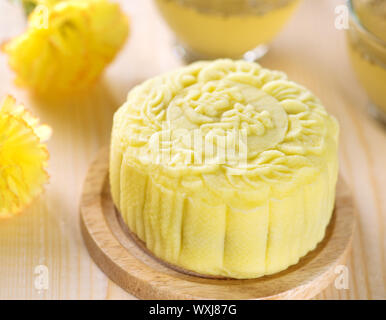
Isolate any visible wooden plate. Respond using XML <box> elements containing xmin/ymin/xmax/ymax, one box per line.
<box><xmin>80</xmin><ymin>147</ymin><xmax>355</xmax><ymax>300</ymax></box>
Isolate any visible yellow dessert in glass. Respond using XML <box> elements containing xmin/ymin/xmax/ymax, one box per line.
<box><xmin>154</xmin><ymin>0</ymin><xmax>300</xmax><ymax>61</ymax></box>
<box><xmin>110</xmin><ymin>59</ymin><xmax>339</xmax><ymax>279</ymax></box>
<box><xmin>347</xmin><ymin>0</ymin><xmax>386</xmax><ymax>123</ymax></box>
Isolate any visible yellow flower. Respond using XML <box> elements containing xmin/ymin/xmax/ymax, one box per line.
<box><xmin>3</xmin><ymin>0</ymin><xmax>129</xmax><ymax>94</ymax></box>
<box><xmin>0</xmin><ymin>96</ymin><xmax>51</xmax><ymax>218</ymax></box>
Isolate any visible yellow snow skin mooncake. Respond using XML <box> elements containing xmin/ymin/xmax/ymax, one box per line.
<box><xmin>110</xmin><ymin>59</ymin><xmax>339</xmax><ymax>279</ymax></box>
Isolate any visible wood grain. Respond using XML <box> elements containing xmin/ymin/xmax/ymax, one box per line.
<box><xmin>80</xmin><ymin>148</ymin><xmax>354</xmax><ymax>300</ymax></box>
<box><xmin>0</xmin><ymin>0</ymin><xmax>385</xmax><ymax>299</ymax></box>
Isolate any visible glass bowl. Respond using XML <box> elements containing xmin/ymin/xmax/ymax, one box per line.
<box><xmin>347</xmin><ymin>0</ymin><xmax>386</xmax><ymax>124</ymax></box>
<box><xmin>154</xmin><ymin>0</ymin><xmax>301</xmax><ymax>62</ymax></box>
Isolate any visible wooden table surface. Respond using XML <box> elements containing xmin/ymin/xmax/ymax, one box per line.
<box><xmin>0</xmin><ymin>0</ymin><xmax>385</xmax><ymax>300</ymax></box>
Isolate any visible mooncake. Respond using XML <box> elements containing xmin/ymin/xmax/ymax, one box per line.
<box><xmin>110</xmin><ymin>59</ymin><xmax>339</xmax><ymax>279</ymax></box>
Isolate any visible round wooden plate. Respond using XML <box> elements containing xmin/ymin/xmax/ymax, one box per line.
<box><xmin>80</xmin><ymin>147</ymin><xmax>355</xmax><ymax>300</ymax></box>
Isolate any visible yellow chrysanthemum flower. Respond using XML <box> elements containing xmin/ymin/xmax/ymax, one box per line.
<box><xmin>0</xmin><ymin>96</ymin><xmax>51</xmax><ymax>218</ymax></box>
<box><xmin>3</xmin><ymin>0</ymin><xmax>129</xmax><ymax>94</ymax></box>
